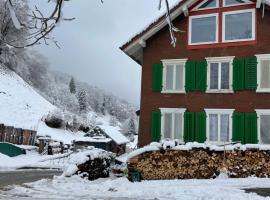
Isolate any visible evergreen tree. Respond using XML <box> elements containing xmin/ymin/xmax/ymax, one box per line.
<box><xmin>69</xmin><ymin>77</ymin><xmax>76</xmax><ymax>94</ymax></box>
<box><xmin>77</xmin><ymin>89</ymin><xmax>88</xmax><ymax>113</ymax></box>
<box><xmin>127</xmin><ymin>117</ymin><xmax>137</xmax><ymax>136</ymax></box>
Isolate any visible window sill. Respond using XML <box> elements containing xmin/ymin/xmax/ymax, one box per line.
<box><xmin>206</xmin><ymin>90</ymin><xmax>234</xmax><ymax>94</ymax></box>
<box><xmin>161</xmin><ymin>91</ymin><xmax>186</xmax><ymax>94</ymax></box>
<box><xmin>256</xmin><ymin>89</ymin><xmax>270</xmax><ymax>93</ymax></box>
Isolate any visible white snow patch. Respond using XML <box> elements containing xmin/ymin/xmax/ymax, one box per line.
<box><xmin>99</xmin><ymin>125</ymin><xmax>129</xmax><ymax>145</ymax></box>
<box><xmin>3</xmin><ymin>176</ymin><xmax>270</xmax><ymax>199</ymax></box>
<box><xmin>0</xmin><ymin>66</ymin><xmax>54</xmax><ymax>130</ymax></box>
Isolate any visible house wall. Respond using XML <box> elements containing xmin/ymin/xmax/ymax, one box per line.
<box><xmin>139</xmin><ymin>8</ymin><xmax>270</xmax><ymax>147</ymax></box>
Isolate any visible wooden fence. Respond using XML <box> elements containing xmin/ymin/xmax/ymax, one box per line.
<box><xmin>0</xmin><ymin>124</ymin><xmax>37</xmax><ymax>146</ymax></box>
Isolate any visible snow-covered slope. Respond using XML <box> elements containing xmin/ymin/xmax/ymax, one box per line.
<box><xmin>0</xmin><ymin>65</ymin><xmax>55</xmax><ymax>129</ymax></box>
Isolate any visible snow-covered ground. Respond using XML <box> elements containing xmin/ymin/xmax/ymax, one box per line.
<box><xmin>0</xmin><ymin>151</ymin><xmax>72</xmax><ymax>170</ymax></box>
<box><xmin>0</xmin><ymin>65</ymin><xmax>54</xmax><ymax>130</ymax></box>
<box><xmin>1</xmin><ymin>176</ymin><xmax>270</xmax><ymax>199</ymax></box>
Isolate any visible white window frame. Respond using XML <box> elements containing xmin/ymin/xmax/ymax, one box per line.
<box><xmin>193</xmin><ymin>0</ymin><xmax>219</xmax><ymax>11</ymax></box>
<box><xmin>189</xmin><ymin>13</ymin><xmax>219</xmax><ymax>45</ymax></box>
<box><xmin>205</xmin><ymin>109</ymin><xmax>234</xmax><ymax>144</ymax></box>
<box><xmin>160</xmin><ymin>108</ymin><xmax>186</xmax><ymax>142</ymax></box>
<box><xmin>256</xmin><ymin>54</ymin><xmax>270</xmax><ymax>93</ymax></box>
<box><xmin>255</xmin><ymin>110</ymin><xmax>270</xmax><ymax>144</ymax></box>
<box><xmin>161</xmin><ymin>59</ymin><xmax>187</xmax><ymax>94</ymax></box>
<box><xmin>206</xmin><ymin>56</ymin><xmax>234</xmax><ymax>93</ymax></box>
<box><xmin>222</xmin><ymin>9</ymin><xmax>256</xmax><ymax>43</ymax></box>
<box><xmin>223</xmin><ymin>0</ymin><xmax>253</xmax><ymax>7</ymax></box>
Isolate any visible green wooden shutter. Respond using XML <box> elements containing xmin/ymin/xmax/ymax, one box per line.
<box><xmin>245</xmin><ymin>112</ymin><xmax>258</xmax><ymax>144</ymax></box>
<box><xmin>195</xmin><ymin>60</ymin><xmax>207</xmax><ymax>92</ymax></box>
<box><xmin>232</xmin><ymin>112</ymin><xmax>245</xmax><ymax>144</ymax></box>
<box><xmin>151</xmin><ymin>111</ymin><xmax>161</xmax><ymax>142</ymax></box>
<box><xmin>184</xmin><ymin>112</ymin><xmax>195</xmax><ymax>142</ymax></box>
<box><xmin>152</xmin><ymin>63</ymin><xmax>163</xmax><ymax>92</ymax></box>
<box><xmin>185</xmin><ymin>61</ymin><xmax>196</xmax><ymax>92</ymax></box>
<box><xmin>195</xmin><ymin>112</ymin><xmax>206</xmax><ymax>143</ymax></box>
<box><xmin>245</xmin><ymin>57</ymin><xmax>258</xmax><ymax>90</ymax></box>
<box><xmin>233</xmin><ymin>58</ymin><xmax>245</xmax><ymax>91</ymax></box>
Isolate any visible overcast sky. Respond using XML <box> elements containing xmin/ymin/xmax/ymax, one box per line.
<box><xmin>33</xmin><ymin>0</ymin><xmax>178</xmax><ymax>106</ymax></box>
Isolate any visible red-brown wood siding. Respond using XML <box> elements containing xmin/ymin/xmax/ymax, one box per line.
<box><xmin>138</xmin><ymin>8</ymin><xmax>270</xmax><ymax>147</ymax></box>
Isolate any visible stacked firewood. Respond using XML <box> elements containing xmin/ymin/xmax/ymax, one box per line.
<box><xmin>77</xmin><ymin>157</ymin><xmax>111</xmax><ymax>180</ymax></box>
<box><xmin>128</xmin><ymin>149</ymin><xmax>270</xmax><ymax>180</ymax></box>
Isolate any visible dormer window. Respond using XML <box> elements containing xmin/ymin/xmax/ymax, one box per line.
<box><xmin>189</xmin><ymin>0</ymin><xmax>256</xmax><ymax>48</ymax></box>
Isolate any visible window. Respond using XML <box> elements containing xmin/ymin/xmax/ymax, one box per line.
<box><xmin>223</xmin><ymin>9</ymin><xmax>255</xmax><ymax>42</ymax></box>
<box><xmin>188</xmin><ymin>2</ymin><xmax>256</xmax><ymax>47</ymax></box>
<box><xmin>256</xmin><ymin>110</ymin><xmax>270</xmax><ymax>144</ymax></box>
<box><xmin>206</xmin><ymin>57</ymin><xmax>234</xmax><ymax>92</ymax></box>
<box><xmin>195</xmin><ymin>0</ymin><xmax>219</xmax><ymax>10</ymax></box>
<box><xmin>223</xmin><ymin>0</ymin><xmax>251</xmax><ymax>6</ymax></box>
<box><xmin>256</xmin><ymin>54</ymin><xmax>270</xmax><ymax>92</ymax></box>
<box><xmin>205</xmin><ymin>109</ymin><xmax>234</xmax><ymax>143</ymax></box>
<box><xmin>160</xmin><ymin>108</ymin><xmax>186</xmax><ymax>141</ymax></box>
<box><xmin>162</xmin><ymin>59</ymin><xmax>186</xmax><ymax>93</ymax></box>
<box><xmin>189</xmin><ymin>14</ymin><xmax>218</xmax><ymax>45</ymax></box>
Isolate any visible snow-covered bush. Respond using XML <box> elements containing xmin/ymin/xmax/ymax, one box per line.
<box><xmin>45</xmin><ymin>109</ymin><xmax>65</xmax><ymax>128</ymax></box>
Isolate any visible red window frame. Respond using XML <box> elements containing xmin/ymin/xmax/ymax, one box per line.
<box><xmin>187</xmin><ymin>0</ymin><xmax>257</xmax><ymax>49</ymax></box>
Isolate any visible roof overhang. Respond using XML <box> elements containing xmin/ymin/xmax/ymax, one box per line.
<box><xmin>119</xmin><ymin>0</ymin><xmax>198</xmax><ymax>65</ymax></box>
<box><xmin>120</xmin><ymin>0</ymin><xmax>269</xmax><ymax>66</ymax></box>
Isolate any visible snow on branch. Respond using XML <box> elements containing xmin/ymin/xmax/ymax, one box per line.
<box><xmin>159</xmin><ymin>0</ymin><xmax>179</xmax><ymax>47</ymax></box>
<box><xmin>6</xmin><ymin>0</ymin><xmax>75</xmax><ymax>48</ymax></box>
<box><xmin>7</xmin><ymin>0</ymin><xmax>22</xmax><ymax>30</ymax></box>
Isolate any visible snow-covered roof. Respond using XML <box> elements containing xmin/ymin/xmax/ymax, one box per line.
<box><xmin>74</xmin><ymin>137</ymin><xmax>112</xmax><ymax>143</ymax></box>
<box><xmin>0</xmin><ymin>65</ymin><xmax>55</xmax><ymax>130</ymax></box>
<box><xmin>120</xmin><ymin>0</ymin><xmax>196</xmax><ymax>64</ymax></box>
<box><xmin>99</xmin><ymin>125</ymin><xmax>129</xmax><ymax>145</ymax></box>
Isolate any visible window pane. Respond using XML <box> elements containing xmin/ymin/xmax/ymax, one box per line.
<box><xmin>260</xmin><ymin>115</ymin><xmax>270</xmax><ymax>144</ymax></box>
<box><xmin>209</xmin><ymin>114</ymin><xmax>218</xmax><ymax>141</ymax></box>
<box><xmin>225</xmin><ymin>0</ymin><xmax>246</xmax><ymax>6</ymax></box>
<box><xmin>210</xmin><ymin>63</ymin><xmax>219</xmax><ymax>89</ymax></box>
<box><xmin>198</xmin><ymin>0</ymin><xmax>217</xmax><ymax>9</ymax></box>
<box><xmin>260</xmin><ymin>60</ymin><xmax>270</xmax><ymax>89</ymax></box>
<box><xmin>164</xmin><ymin>113</ymin><xmax>172</xmax><ymax>139</ymax></box>
<box><xmin>174</xmin><ymin>113</ymin><xmax>183</xmax><ymax>140</ymax></box>
<box><xmin>221</xmin><ymin>62</ymin><xmax>230</xmax><ymax>89</ymax></box>
<box><xmin>165</xmin><ymin>65</ymin><xmax>174</xmax><ymax>90</ymax></box>
<box><xmin>220</xmin><ymin>114</ymin><xmax>230</xmax><ymax>142</ymax></box>
<box><xmin>175</xmin><ymin>64</ymin><xmax>184</xmax><ymax>91</ymax></box>
<box><xmin>191</xmin><ymin>16</ymin><xmax>217</xmax><ymax>43</ymax></box>
<box><xmin>225</xmin><ymin>12</ymin><xmax>253</xmax><ymax>41</ymax></box>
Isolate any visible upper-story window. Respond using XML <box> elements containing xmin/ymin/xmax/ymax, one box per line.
<box><xmin>189</xmin><ymin>0</ymin><xmax>255</xmax><ymax>47</ymax></box>
<box><xmin>189</xmin><ymin>14</ymin><xmax>218</xmax><ymax>45</ymax></box>
<box><xmin>256</xmin><ymin>54</ymin><xmax>270</xmax><ymax>93</ymax></box>
<box><xmin>206</xmin><ymin>57</ymin><xmax>234</xmax><ymax>93</ymax></box>
<box><xmin>161</xmin><ymin>59</ymin><xmax>187</xmax><ymax>93</ymax></box>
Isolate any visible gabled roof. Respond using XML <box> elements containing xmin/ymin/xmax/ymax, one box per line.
<box><xmin>119</xmin><ymin>0</ymin><xmax>196</xmax><ymax>65</ymax></box>
<box><xmin>120</xmin><ymin>0</ymin><xmax>269</xmax><ymax>65</ymax></box>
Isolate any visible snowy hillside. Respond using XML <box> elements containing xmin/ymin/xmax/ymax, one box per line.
<box><xmin>0</xmin><ymin>65</ymin><xmax>55</xmax><ymax>130</ymax></box>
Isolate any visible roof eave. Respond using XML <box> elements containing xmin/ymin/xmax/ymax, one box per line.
<box><xmin>120</xmin><ymin>0</ymin><xmax>197</xmax><ymax>65</ymax></box>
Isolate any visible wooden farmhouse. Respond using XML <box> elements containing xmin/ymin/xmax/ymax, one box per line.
<box><xmin>121</xmin><ymin>0</ymin><xmax>270</xmax><ymax>147</ymax></box>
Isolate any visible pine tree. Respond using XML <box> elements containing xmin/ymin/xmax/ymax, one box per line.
<box><xmin>127</xmin><ymin>117</ymin><xmax>137</xmax><ymax>136</ymax></box>
<box><xmin>69</xmin><ymin>77</ymin><xmax>76</xmax><ymax>94</ymax></box>
<box><xmin>77</xmin><ymin>89</ymin><xmax>88</xmax><ymax>113</ymax></box>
